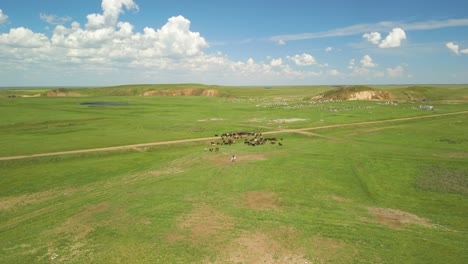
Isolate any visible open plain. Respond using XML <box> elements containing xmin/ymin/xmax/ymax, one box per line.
<box><xmin>1</xmin><ymin>85</ymin><xmax>467</xmax><ymax>263</ymax></box>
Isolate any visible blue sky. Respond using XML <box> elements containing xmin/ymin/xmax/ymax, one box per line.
<box><xmin>0</xmin><ymin>0</ymin><xmax>467</xmax><ymax>86</ymax></box>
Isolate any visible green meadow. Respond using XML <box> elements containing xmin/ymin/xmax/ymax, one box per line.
<box><xmin>0</xmin><ymin>85</ymin><xmax>467</xmax><ymax>263</ymax></box>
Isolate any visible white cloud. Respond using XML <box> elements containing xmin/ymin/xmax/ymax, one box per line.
<box><xmin>0</xmin><ymin>9</ymin><xmax>8</xmax><ymax>24</ymax></box>
<box><xmin>387</xmin><ymin>65</ymin><xmax>404</xmax><ymax>77</ymax></box>
<box><xmin>363</xmin><ymin>28</ymin><xmax>406</xmax><ymax>48</ymax></box>
<box><xmin>446</xmin><ymin>42</ymin><xmax>459</xmax><ymax>54</ymax></box>
<box><xmin>363</xmin><ymin>32</ymin><xmax>381</xmax><ymax>44</ymax></box>
<box><xmin>277</xmin><ymin>39</ymin><xmax>286</xmax><ymax>45</ymax></box>
<box><xmin>271</xmin><ymin>18</ymin><xmax>468</xmax><ymax>42</ymax></box>
<box><xmin>360</xmin><ymin>54</ymin><xmax>376</xmax><ymax>67</ymax></box>
<box><xmin>270</xmin><ymin>58</ymin><xmax>283</xmax><ymax>67</ymax></box>
<box><xmin>247</xmin><ymin>58</ymin><xmax>254</xmax><ymax>65</ymax></box>
<box><xmin>446</xmin><ymin>42</ymin><xmax>468</xmax><ymax>55</ymax></box>
<box><xmin>86</xmin><ymin>0</ymin><xmax>138</xmax><ymax>29</ymax></box>
<box><xmin>287</xmin><ymin>53</ymin><xmax>317</xmax><ymax>66</ymax></box>
<box><xmin>325</xmin><ymin>46</ymin><xmax>333</xmax><ymax>52</ymax></box>
<box><xmin>379</xmin><ymin>28</ymin><xmax>406</xmax><ymax>48</ymax></box>
<box><xmin>40</xmin><ymin>14</ymin><xmax>72</xmax><ymax>25</ymax></box>
<box><xmin>0</xmin><ymin>27</ymin><xmax>50</xmax><ymax>48</ymax></box>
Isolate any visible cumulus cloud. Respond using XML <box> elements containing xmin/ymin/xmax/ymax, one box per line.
<box><xmin>270</xmin><ymin>58</ymin><xmax>283</xmax><ymax>67</ymax></box>
<box><xmin>360</xmin><ymin>54</ymin><xmax>376</xmax><ymax>67</ymax></box>
<box><xmin>363</xmin><ymin>28</ymin><xmax>406</xmax><ymax>48</ymax></box>
<box><xmin>446</xmin><ymin>42</ymin><xmax>460</xmax><ymax>54</ymax></box>
<box><xmin>387</xmin><ymin>65</ymin><xmax>404</xmax><ymax>77</ymax></box>
<box><xmin>379</xmin><ymin>28</ymin><xmax>406</xmax><ymax>48</ymax></box>
<box><xmin>446</xmin><ymin>42</ymin><xmax>468</xmax><ymax>55</ymax></box>
<box><xmin>86</xmin><ymin>0</ymin><xmax>138</xmax><ymax>29</ymax></box>
<box><xmin>362</xmin><ymin>32</ymin><xmax>381</xmax><ymax>44</ymax></box>
<box><xmin>0</xmin><ymin>27</ymin><xmax>50</xmax><ymax>48</ymax></box>
<box><xmin>325</xmin><ymin>46</ymin><xmax>333</xmax><ymax>52</ymax></box>
<box><xmin>277</xmin><ymin>39</ymin><xmax>286</xmax><ymax>45</ymax></box>
<box><xmin>247</xmin><ymin>58</ymin><xmax>254</xmax><ymax>65</ymax></box>
<box><xmin>0</xmin><ymin>9</ymin><xmax>8</xmax><ymax>24</ymax></box>
<box><xmin>287</xmin><ymin>53</ymin><xmax>316</xmax><ymax>66</ymax></box>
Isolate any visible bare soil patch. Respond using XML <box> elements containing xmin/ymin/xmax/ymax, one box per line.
<box><xmin>363</xmin><ymin>207</ymin><xmax>434</xmax><ymax>230</ymax></box>
<box><xmin>349</xmin><ymin>91</ymin><xmax>391</xmax><ymax>100</ymax></box>
<box><xmin>241</xmin><ymin>191</ymin><xmax>280</xmax><ymax>211</ymax></box>
<box><xmin>46</xmin><ymin>91</ymin><xmax>82</xmax><ymax>97</ymax></box>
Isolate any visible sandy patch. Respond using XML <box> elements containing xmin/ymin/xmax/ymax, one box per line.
<box><xmin>241</xmin><ymin>191</ymin><xmax>280</xmax><ymax>210</ymax></box>
<box><xmin>349</xmin><ymin>91</ymin><xmax>391</xmax><ymax>101</ymax></box>
<box><xmin>363</xmin><ymin>207</ymin><xmax>434</xmax><ymax>230</ymax></box>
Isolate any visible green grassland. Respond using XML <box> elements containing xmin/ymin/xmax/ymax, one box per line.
<box><xmin>0</xmin><ymin>85</ymin><xmax>467</xmax><ymax>263</ymax></box>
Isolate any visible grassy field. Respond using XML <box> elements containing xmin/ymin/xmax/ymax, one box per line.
<box><xmin>0</xmin><ymin>85</ymin><xmax>467</xmax><ymax>263</ymax></box>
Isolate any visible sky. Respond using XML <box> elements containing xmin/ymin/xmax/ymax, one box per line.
<box><xmin>0</xmin><ymin>0</ymin><xmax>468</xmax><ymax>86</ymax></box>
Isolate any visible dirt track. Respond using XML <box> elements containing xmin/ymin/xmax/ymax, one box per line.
<box><xmin>1</xmin><ymin>111</ymin><xmax>466</xmax><ymax>161</ymax></box>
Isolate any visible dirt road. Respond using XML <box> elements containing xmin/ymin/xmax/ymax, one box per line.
<box><xmin>1</xmin><ymin>111</ymin><xmax>466</xmax><ymax>161</ymax></box>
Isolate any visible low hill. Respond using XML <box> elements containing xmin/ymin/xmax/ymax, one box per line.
<box><xmin>312</xmin><ymin>86</ymin><xmax>393</xmax><ymax>101</ymax></box>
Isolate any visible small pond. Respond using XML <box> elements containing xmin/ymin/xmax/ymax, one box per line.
<box><xmin>79</xmin><ymin>102</ymin><xmax>131</xmax><ymax>107</ymax></box>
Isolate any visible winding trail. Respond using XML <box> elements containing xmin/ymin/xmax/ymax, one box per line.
<box><xmin>1</xmin><ymin>111</ymin><xmax>467</xmax><ymax>161</ymax></box>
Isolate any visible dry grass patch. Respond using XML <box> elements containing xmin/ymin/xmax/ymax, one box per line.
<box><xmin>363</xmin><ymin>207</ymin><xmax>435</xmax><ymax>230</ymax></box>
<box><xmin>308</xmin><ymin>236</ymin><xmax>355</xmax><ymax>264</ymax></box>
<box><xmin>241</xmin><ymin>191</ymin><xmax>281</xmax><ymax>211</ymax></box>
<box><xmin>172</xmin><ymin>205</ymin><xmax>234</xmax><ymax>243</ymax></box>
<box><xmin>330</xmin><ymin>195</ymin><xmax>353</xmax><ymax>203</ymax></box>
<box><xmin>0</xmin><ymin>188</ymin><xmax>78</xmax><ymax>211</ymax></box>
<box><xmin>216</xmin><ymin>231</ymin><xmax>309</xmax><ymax>264</ymax></box>
<box><xmin>433</xmin><ymin>152</ymin><xmax>468</xmax><ymax>158</ymax></box>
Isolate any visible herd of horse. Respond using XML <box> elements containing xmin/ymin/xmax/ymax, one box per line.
<box><xmin>207</xmin><ymin>131</ymin><xmax>283</xmax><ymax>152</ymax></box>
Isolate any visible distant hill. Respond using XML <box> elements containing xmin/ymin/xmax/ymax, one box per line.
<box><xmin>311</xmin><ymin>85</ymin><xmax>468</xmax><ymax>102</ymax></box>
<box><xmin>312</xmin><ymin>86</ymin><xmax>392</xmax><ymax>100</ymax></box>
<box><xmin>1</xmin><ymin>84</ymin><xmax>467</xmax><ymax>102</ymax></box>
